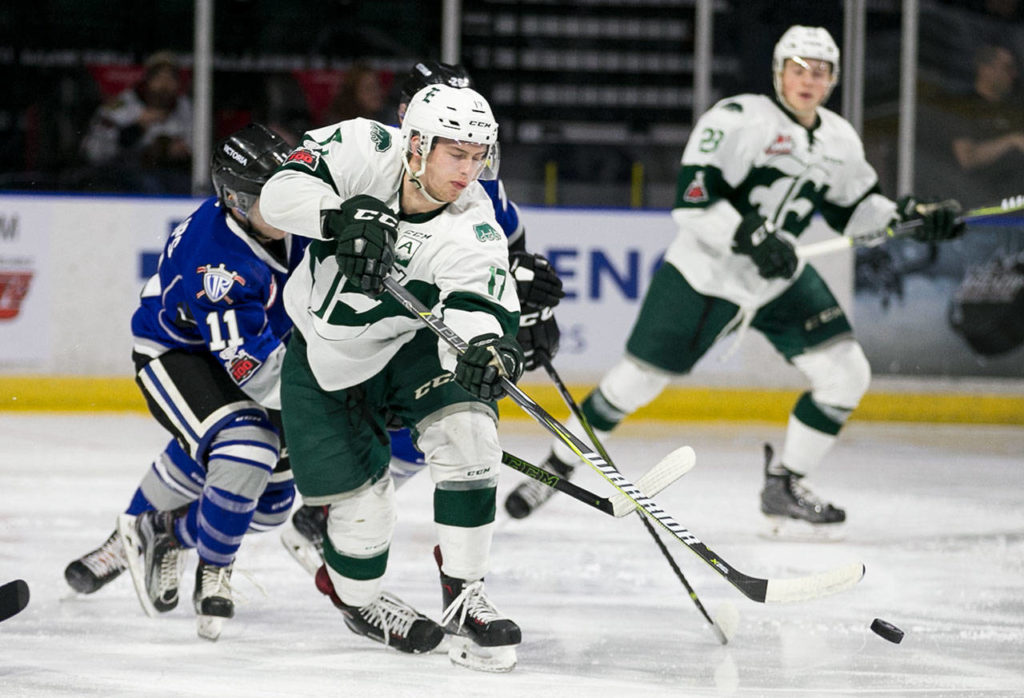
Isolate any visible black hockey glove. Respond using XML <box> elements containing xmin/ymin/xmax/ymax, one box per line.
<box><xmin>509</xmin><ymin>251</ymin><xmax>565</xmax><ymax>309</ymax></box>
<box><xmin>454</xmin><ymin>333</ymin><xmax>525</xmax><ymax>401</ymax></box>
<box><xmin>323</xmin><ymin>195</ymin><xmax>399</xmax><ymax>296</ymax></box>
<box><xmin>517</xmin><ymin>306</ymin><xmax>560</xmax><ymax>371</ymax></box>
<box><xmin>897</xmin><ymin>196</ymin><xmax>965</xmax><ymax>242</ymax></box>
<box><xmin>731</xmin><ymin>211</ymin><xmax>798</xmax><ymax>280</ymax></box>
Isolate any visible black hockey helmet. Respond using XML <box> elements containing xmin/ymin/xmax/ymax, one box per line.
<box><xmin>399</xmin><ymin>60</ymin><xmax>473</xmax><ymax>105</ymax></box>
<box><xmin>210</xmin><ymin>123</ymin><xmax>291</xmax><ymax>217</ymax></box>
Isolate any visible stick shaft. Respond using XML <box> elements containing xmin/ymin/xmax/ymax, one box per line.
<box><xmin>537</xmin><ymin>353</ymin><xmax>728</xmax><ymax>644</ymax></box>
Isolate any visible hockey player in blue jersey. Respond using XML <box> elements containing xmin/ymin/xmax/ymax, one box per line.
<box><xmin>279</xmin><ymin>60</ymin><xmax>565</xmax><ymax>575</ymax></box>
<box><xmin>64</xmin><ymin>123</ymin><xmax>303</xmax><ymax>641</ymax></box>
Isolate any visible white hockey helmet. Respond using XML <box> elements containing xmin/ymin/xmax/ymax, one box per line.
<box><xmin>772</xmin><ymin>25</ymin><xmax>840</xmax><ymax>106</ymax></box>
<box><xmin>400</xmin><ymin>83</ymin><xmax>500</xmax><ymax>196</ymax></box>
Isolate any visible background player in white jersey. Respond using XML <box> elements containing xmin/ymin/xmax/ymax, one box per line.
<box><xmin>281</xmin><ymin>60</ymin><xmax>564</xmax><ymax>576</ymax></box>
<box><xmin>259</xmin><ymin>84</ymin><xmax>523</xmax><ymax>670</ymax></box>
<box><xmin>506</xmin><ymin>25</ymin><xmax>966</xmax><ymax>537</ymax></box>
<box><xmin>64</xmin><ymin>124</ymin><xmax>304</xmax><ymax>640</ymax></box>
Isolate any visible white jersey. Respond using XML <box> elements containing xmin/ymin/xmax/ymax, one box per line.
<box><xmin>666</xmin><ymin>94</ymin><xmax>897</xmax><ymax>309</ymax></box>
<box><xmin>260</xmin><ymin>118</ymin><xmax>519</xmax><ymax>390</ymax></box>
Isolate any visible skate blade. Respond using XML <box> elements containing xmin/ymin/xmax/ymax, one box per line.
<box><xmin>279</xmin><ymin>525</ymin><xmax>323</xmax><ymax>577</ymax></box>
<box><xmin>760</xmin><ymin>515</ymin><xmax>847</xmax><ymax>542</ymax></box>
<box><xmin>115</xmin><ymin>514</ymin><xmax>161</xmax><ymax>618</ymax></box>
<box><xmin>197</xmin><ymin>615</ymin><xmax>225</xmax><ymax>641</ymax></box>
<box><xmin>447</xmin><ymin>636</ymin><xmax>517</xmax><ymax>673</ymax></box>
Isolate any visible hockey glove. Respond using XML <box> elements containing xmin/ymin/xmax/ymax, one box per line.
<box><xmin>517</xmin><ymin>306</ymin><xmax>560</xmax><ymax>371</ymax></box>
<box><xmin>454</xmin><ymin>333</ymin><xmax>525</xmax><ymax>401</ymax></box>
<box><xmin>323</xmin><ymin>195</ymin><xmax>399</xmax><ymax>296</ymax></box>
<box><xmin>897</xmin><ymin>196</ymin><xmax>965</xmax><ymax>242</ymax></box>
<box><xmin>509</xmin><ymin>251</ymin><xmax>565</xmax><ymax>309</ymax></box>
<box><xmin>731</xmin><ymin>211</ymin><xmax>798</xmax><ymax>280</ymax></box>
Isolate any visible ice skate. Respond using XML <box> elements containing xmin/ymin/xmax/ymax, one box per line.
<box><xmin>64</xmin><ymin>529</ymin><xmax>127</xmax><ymax>594</ymax></box>
<box><xmin>315</xmin><ymin>565</ymin><xmax>444</xmax><ymax>654</ymax></box>
<box><xmin>504</xmin><ymin>452</ymin><xmax>574</xmax><ymax>519</ymax></box>
<box><xmin>280</xmin><ymin>504</ymin><xmax>327</xmax><ymax>576</ymax></box>
<box><xmin>759</xmin><ymin>444</ymin><xmax>846</xmax><ymax>541</ymax></box>
<box><xmin>117</xmin><ymin>511</ymin><xmax>187</xmax><ymax>617</ymax></box>
<box><xmin>194</xmin><ymin>560</ymin><xmax>234</xmax><ymax>641</ymax></box>
<box><xmin>436</xmin><ymin>547</ymin><xmax>520</xmax><ymax>672</ymax></box>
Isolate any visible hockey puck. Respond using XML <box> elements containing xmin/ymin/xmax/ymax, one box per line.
<box><xmin>870</xmin><ymin>618</ymin><xmax>904</xmax><ymax>644</ymax></box>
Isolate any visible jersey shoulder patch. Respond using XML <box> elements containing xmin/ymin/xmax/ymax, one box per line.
<box><xmin>473</xmin><ymin>222</ymin><xmax>503</xmax><ymax>242</ymax></box>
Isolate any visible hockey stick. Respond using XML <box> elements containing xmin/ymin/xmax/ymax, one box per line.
<box><xmin>536</xmin><ymin>352</ymin><xmax>730</xmax><ymax>644</ymax></box>
<box><xmin>0</xmin><ymin>579</ymin><xmax>30</xmax><ymax>622</ymax></box>
<box><xmin>797</xmin><ymin>194</ymin><xmax>1024</xmax><ymax>259</ymax></box>
<box><xmin>280</xmin><ymin>448</ymin><xmax>694</xmax><ymax>580</ymax></box>
<box><xmin>383</xmin><ymin>277</ymin><xmax>865</xmax><ymax>603</ymax></box>
<box><xmin>501</xmin><ymin>448</ymin><xmax>693</xmax><ymax>518</ymax></box>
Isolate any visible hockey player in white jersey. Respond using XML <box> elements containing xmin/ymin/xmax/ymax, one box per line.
<box><xmin>259</xmin><ymin>84</ymin><xmax>523</xmax><ymax>670</ymax></box>
<box><xmin>506</xmin><ymin>25</ymin><xmax>966</xmax><ymax>537</ymax></box>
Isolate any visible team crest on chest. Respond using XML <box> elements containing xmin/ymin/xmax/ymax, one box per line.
<box><xmin>682</xmin><ymin>170</ymin><xmax>709</xmax><ymax>203</ymax></box>
<box><xmin>765</xmin><ymin>134</ymin><xmax>793</xmax><ymax>156</ymax></box>
<box><xmin>196</xmin><ymin>263</ymin><xmax>246</xmax><ymax>303</ymax></box>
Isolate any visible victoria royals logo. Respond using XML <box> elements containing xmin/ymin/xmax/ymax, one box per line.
<box><xmin>196</xmin><ymin>263</ymin><xmax>246</xmax><ymax>303</ymax></box>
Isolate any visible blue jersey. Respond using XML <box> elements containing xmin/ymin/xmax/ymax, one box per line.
<box><xmin>131</xmin><ymin>197</ymin><xmax>308</xmax><ymax>407</ymax></box>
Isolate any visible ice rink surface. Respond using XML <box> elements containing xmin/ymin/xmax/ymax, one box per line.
<box><xmin>2</xmin><ymin>412</ymin><xmax>1023</xmax><ymax>697</ymax></box>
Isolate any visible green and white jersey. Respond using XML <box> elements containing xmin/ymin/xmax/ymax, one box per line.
<box><xmin>666</xmin><ymin>94</ymin><xmax>897</xmax><ymax>309</ymax></box>
<box><xmin>260</xmin><ymin>118</ymin><xmax>519</xmax><ymax>390</ymax></box>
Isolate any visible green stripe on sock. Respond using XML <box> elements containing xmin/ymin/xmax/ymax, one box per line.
<box><xmin>323</xmin><ymin>536</ymin><xmax>389</xmax><ymax>581</ymax></box>
<box><xmin>792</xmin><ymin>391</ymin><xmax>843</xmax><ymax>435</ymax></box>
<box><xmin>434</xmin><ymin>486</ymin><xmax>496</xmax><ymax>527</ymax></box>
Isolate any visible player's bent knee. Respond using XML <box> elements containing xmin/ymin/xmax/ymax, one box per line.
<box><xmin>418</xmin><ymin>407</ymin><xmax>501</xmax><ymax>485</ymax></box>
<box><xmin>326</xmin><ymin>476</ymin><xmax>396</xmax><ymax>557</ymax></box>
<box><xmin>601</xmin><ymin>356</ymin><xmax>673</xmax><ymax>414</ymax></box>
<box><xmin>796</xmin><ymin>339</ymin><xmax>871</xmax><ymax>408</ymax></box>
<box><xmin>249</xmin><ymin>478</ymin><xmax>296</xmax><ymax>531</ymax></box>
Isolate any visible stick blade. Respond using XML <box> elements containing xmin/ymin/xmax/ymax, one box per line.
<box><xmin>763</xmin><ymin>562</ymin><xmax>865</xmax><ymax>603</ymax></box>
<box><xmin>0</xmin><ymin>579</ymin><xmax>30</xmax><ymax>622</ymax></box>
<box><xmin>610</xmin><ymin>446</ymin><xmax>697</xmax><ymax>517</ymax></box>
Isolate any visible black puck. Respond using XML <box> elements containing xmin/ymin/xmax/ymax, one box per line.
<box><xmin>870</xmin><ymin>618</ymin><xmax>904</xmax><ymax>644</ymax></box>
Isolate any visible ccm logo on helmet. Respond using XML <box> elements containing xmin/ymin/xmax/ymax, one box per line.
<box><xmin>222</xmin><ymin>145</ymin><xmax>248</xmax><ymax>166</ymax></box>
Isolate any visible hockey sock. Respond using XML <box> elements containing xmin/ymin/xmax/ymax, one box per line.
<box><xmin>778</xmin><ymin>392</ymin><xmax>849</xmax><ymax>476</ymax></box>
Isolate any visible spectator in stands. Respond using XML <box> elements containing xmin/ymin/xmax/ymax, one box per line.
<box><xmin>948</xmin><ymin>44</ymin><xmax>1024</xmax><ymax>206</ymax></box>
<box><xmin>79</xmin><ymin>50</ymin><xmax>192</xmax><ymax>194</ymax></box>
<box><xmin>322</xmin><ymin>62</ymin><xmax>387</xmax><ymax>125</ymax></box>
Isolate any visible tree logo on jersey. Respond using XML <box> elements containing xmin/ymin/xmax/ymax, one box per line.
<box><xmin>224</xmin><ymin>348</ymin><xmax>262</xmax><ymax>385</ymax></box>
<box><xmin>196</xmin><ymin>263</ymin><xmax>246</xmax><ymax>304</ymax></box>
<box><xmin>682</xmin><ymin>170</ymin><xmax>709</xmax><ymax>203</ymax></box>
<box><xmin>285</xmin><ymin>148</ymin><xmax>321</xmax><ymax>171</ymax></box>
<box><xmin>370</xmin><ymin>124</ymin><xmax>392</xmax><ymax>152</ymax></box>
<box><xmin>765</xmin><ymin>134</ymin><xmax>793</xmax><ymax>156</ymax></box>
<box><xmin>394</xmin><ymin>235</ymin><xmax>422</xmax><ymax>265</ymax></box>
<box><xmin>474</xmin><ymin>223</ymin><xmax>502</xmax><ymax>242</ymax></box>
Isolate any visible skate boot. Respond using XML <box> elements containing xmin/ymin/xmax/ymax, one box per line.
<box><xmin>117</xmin><ymin>510</ymin><xmax>187</xmax><ymax>616</ymax></box>
<box><xmin>436</xmin><ymin>546</ymin><xmax>520</xmax><ymax>672</ymax></box>
<box><xmin>504</xmin><ymin>452</ymin><xmax>574</xmax><ymax>519</ymax></box>
<box><xmin>315</xmin><ymin>565</ymin><xmax>444</xmax><ymax>654</ymax></box>
<box><xmin>194</xmin><ymin>560</ymin><xmax>235</xmax><ymax>641</ymax></box>
<box><xmin>64</xmin><ymin>529</ymin><xmax>127</xmax><ymax>594</ymax></box>
<box><xmin>280</xmin><ymin>504</ymin><xmax>327</xmax><ymax>576</ymax></box>
<box><xmin>759</xmin><ymin>444</ymin><xmax>846</xmax><ymax>541</ymax></box>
